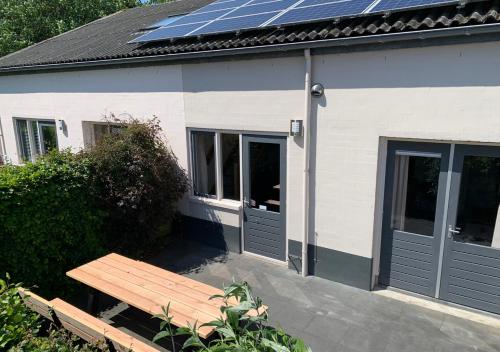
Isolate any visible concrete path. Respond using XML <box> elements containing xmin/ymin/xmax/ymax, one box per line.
<box><xmin>146</xmin><ymin>241</ymin><xmax>500</xmax><ymax>352</ymax></box>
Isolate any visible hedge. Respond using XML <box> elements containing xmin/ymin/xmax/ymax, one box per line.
<box><xmin>0</xmin><ymin>151</ymin><xmax>105</xmax><ymax>297</ymax></box>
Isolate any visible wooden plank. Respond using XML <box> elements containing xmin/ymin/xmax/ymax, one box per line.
<box><xmin>52</xmin><ymin>298</ymin><xmax>160</xmax><ymax>352</ymax></box>
<box><xmin>79</xmin><ymin>265</ymin><xmax>219</xmax><ymax>323</ymax></box>
<box><xmin>18</xmin><ymin>287</ymin><xmax>54</xmax><ymax>322</ymax></box>
<box><xmin>85</xmin><ymin>260</ymin><xmax>223</xmax><ymax>319</ymax></box>
<box><xmin>96</xmin><ymin>256</ymin><xmax>226</xmax><ymax>309</ymax></box>
<box><xmin>67</xmin><ymin>268</ymin><xmax>214</xmax><ymax>338</ymax></box>
<box><xmin>104</xmin><ymin>254</ymin><xmax>267</xmax><ymax>315</ymax></box>
<box><xmin>104</xmin><ymin>254</ymin><xmax>224</xmax><ymax>297</ymax></box>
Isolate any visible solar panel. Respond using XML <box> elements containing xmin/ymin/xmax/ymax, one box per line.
<box><xmin>269</xmin><ymin>0</ymin><xmax>375</xmax><ymax>26</ymax></box>
<box><xmin>191</xmin><ymin>12</ymin><xmax>281</xmax><ymax>35</ymax></box>
<box><xmin>130</xmin><ymin>0</ymin><xmax>459</xmax><ymax>43</ymax></box>
<box><xmin>370</xmin><ymin>0</ymin><xmax>456</xmax><ymax>13</ymax></box>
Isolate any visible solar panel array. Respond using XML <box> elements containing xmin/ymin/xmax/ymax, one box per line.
<box><xmin>131</xmin><ymin>0</ymin><xmax>458</xmax><ymax>43</ymax></box>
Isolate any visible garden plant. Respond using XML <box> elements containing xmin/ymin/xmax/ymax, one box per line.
<box><xmin>153</xmin><ymin>281</ymin><xmax>312</xmax><ymax>352</ymax></box>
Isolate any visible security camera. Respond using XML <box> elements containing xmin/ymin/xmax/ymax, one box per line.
<box><xmin>311</xmin><ymin>83</ymin><xmax>324</xmax><ymax>97</ymax></box>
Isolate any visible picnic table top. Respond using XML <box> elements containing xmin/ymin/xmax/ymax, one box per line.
<box><xmin>66</xmin><ymin>253</ymin><xmax>253</xmax><ymax>339</ymax></box>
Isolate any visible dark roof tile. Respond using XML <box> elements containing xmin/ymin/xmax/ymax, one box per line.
<box><xmin>1</xmin><ymin>0</ymin><xmax>499</xmax><ymax>70</ymax></box>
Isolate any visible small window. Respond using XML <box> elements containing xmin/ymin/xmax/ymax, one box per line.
<box><xmin>191</xmin><ymin>131</ymin><xmax>216</xmax><ymax>197</ymax></box>
<box><xmin>15</xmin><ymin>119</ymin><xmax>58</xmax><ymax>162</ymax></box>
<box><xmin>221</xmin><ymin>134</ymin><xmax>240</xmax><ymax>200</ymax></box>
<box><xmin>82</xmin><ymin>122</ymin><xmax>125</xmax><ymax>148</ymax></box>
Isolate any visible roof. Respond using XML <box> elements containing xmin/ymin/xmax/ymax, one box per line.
<box><xmin>1</xmin><ymin>0</ymin><xmax>500</xmax><ymax>72</ymax></box>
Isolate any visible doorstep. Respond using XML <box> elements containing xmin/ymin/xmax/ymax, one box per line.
<box><xmin>374</xmin><ymin>286</ymin><xmax>500</xmax><ymax>329</ymax></box>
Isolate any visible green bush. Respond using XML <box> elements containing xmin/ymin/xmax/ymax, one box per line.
<box><xmin>85</xmin><ymin>117</ymin><xmax>189</xmax><ymax>256</ymax></box>
<box><xmin>153</xmin><ymin>281</ymin><xmax>312</xmax><ymax>352</ymax></box>
<box><xmin>9</xmin><ymin>328</ymin><xmax>106</xmax><ymax>352</ymax></box>
<box><xmin>0</xmin><ymin>151</ymin><xmax>105</xmax><ymax>297</ymax></box>
<box><xmin>0</xmin><ymin>275</ymin><xmax>40</xmax><ymax>350</ymax></box>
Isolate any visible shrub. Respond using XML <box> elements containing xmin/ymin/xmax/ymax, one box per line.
<box><xmin>84</xmin><ymin>117</ymin><xmax>189</xmax><ymax>256</ymax></box>
<box><xmin>0</xmin><ymin>275</ymin><xmax>40</xmax><ymax>350</ymax></box>
<box><xmin>153</xmin><ymin>281</ymin><xmax>312</xmax><ymax>352</ymax></box>
<box><xmin>0</xmin><ymin>151</ymin><xmax>105</xmax><ymax>297</ymax></box>
<box><xmin>9</xmin><ymin>328</ymin><xmax>106</xmax><ymax>352</ymax></box>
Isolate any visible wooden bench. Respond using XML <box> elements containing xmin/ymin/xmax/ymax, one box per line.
<box><xmin>18</xmin><ymin>288</ymin><xmax>160</xmax><ymax>352</ymax></box>
<box><xmin>67</xmin><ymin>253</ymin><xmax>267</xmax><ymax>339</ymax></box>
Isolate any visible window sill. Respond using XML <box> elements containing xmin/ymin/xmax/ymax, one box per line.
<box><xmin>189</xmin><ymin>196</ymin><xmax>242</xmax><ymax>211</ymax></box>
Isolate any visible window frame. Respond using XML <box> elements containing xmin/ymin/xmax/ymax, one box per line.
<box><xmin>188</xmin><ymin>128</ymin><xmax>242</xmax><ymax>203</ymax></box>
<box><xmin>13</xmin><ymin>117</ymin><xmax>58</xmax><ymax>163</ymax></box>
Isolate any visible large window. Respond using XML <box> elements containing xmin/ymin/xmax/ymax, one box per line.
<box><xmin>190</xmin><ymin>130</ymin><xmax>241</xmax><ymax>201</ymax></box>
<box><xmin>15</xmin><ymin>119</ymin><xmax>58</xmax><ymax>162</ymax></box>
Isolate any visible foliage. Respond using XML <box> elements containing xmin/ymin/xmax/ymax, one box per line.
<box><xmin>0</xmin><ymin>274</ymin><xmax>40</xmax><ymax>350</ymax></box>
<box><xmin>153</xmin><ymin>281</ymin><xmax>312</xmax><ymax>352</ymax></box>
<box><xmin>0</xmin><ymin>151</ymin><xmax>105</xmax><ymax>297</ymax></box>
<box><xmin>9</xmin><ymin>327</ymin><xmax>106</xmax><ymax>352</ymax></box>
<box><xmin>0</xmin><ymin>0</ymin><xmax>140</xmax><ymax>57</ymax></box>
<box><xmin>84</xmin><ymin>116</ymin><xmax>189</xmax><ymax>256</ymax></box>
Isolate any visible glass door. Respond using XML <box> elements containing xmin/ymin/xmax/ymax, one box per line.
<box><xmin>379</xmin><ymin>141</ymin><xmax>450</xmax><ymax>297</ymax></box>
<box><xmin>439</xmin><ymin>145</ymin><xmax>500</xmax><ymax>314</ymax></box>
<box><xmin>242</xmin><ymin>135</ymin><xmax>286</xmax><ymax>261</ymax></box>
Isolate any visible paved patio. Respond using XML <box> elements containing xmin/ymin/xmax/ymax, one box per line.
<box><xmin>101</xmin><ymin>241</ymin><xmax>500</xmax><ymax>352</ymax></box>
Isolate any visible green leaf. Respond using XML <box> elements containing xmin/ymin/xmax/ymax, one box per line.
<box><xmin>152</xmin><ymin>330</ymin><xmax>171</xmax><ymax>342</ymax></box>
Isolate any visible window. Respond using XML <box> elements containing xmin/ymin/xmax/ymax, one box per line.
<box><xmin>82</xmin><ymin>122</ymin><xmax>125</xmax><ymax>148</ymax></box>
<box><xmin>15</xmin><ymin>119</ymin><xmax>58</xmax><ymax>162</ymax></box>
<box><xmin>190</xmin><ymin>130</ymin><xmax>241</xmax><ymax>201</ymax></box>
<box><xmin>221</xmin><ymin>134</ymin><xmax>240</xmax><ymax>200</ymax></box>
<box><xmin>192</xmin><ymin>131</ymin><xmax>216</xmax><ymax>197</ymax></box>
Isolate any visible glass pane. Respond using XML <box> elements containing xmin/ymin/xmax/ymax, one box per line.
<box><xmin>249</xmin><ymin>142</ymin><xmax>280</xmax><ymax>213</ymax></box>
<box><xmin>391</xmin><ymin>154</ymin><xmax>440</xmax><ymax>236</ymax></box>
<box><xmin>16</xmin><ymin>119</ymin><xmax>31</xmax><ymax>162</ymax></box>
<box><xmin>30</xmin><ymin>121</ymin><xmax>41</xmax><ymax>155</ymax></box>
<box><xmin>221</xmin><ymin>134</ymin><xmax>240</xmax><ymax>201</ymax></box>
<box><xmin>455</xmin><ymin>156</ymin><xmax>500</xmax><ymax>247</ymax></box>
<box><xmin>192</xmin><ymin>131</ymin><xmax>216</xmax><ymax>197</ymax></box>
<box><xmin>93</xmin><ymin>124</ymin><xmax>108</xmax><ymax>144</ymax></box>
<box><xmin>40</xmin><ymin>123</ymin><xmax>58</xmax><ymax>153</ymax></box>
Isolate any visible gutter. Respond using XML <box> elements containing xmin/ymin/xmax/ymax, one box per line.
<box><xmin>2</xmin><ymin>22</ymin><xmax>500</xmax><ymax>74</ymax></box>
<box><xmin>302</xmin><ymin>49</ymin><xmax>311</xmax><ymax>277</ymax></box>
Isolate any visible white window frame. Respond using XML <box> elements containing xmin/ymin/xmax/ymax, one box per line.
<box><xmin>13</xmin><ymin>117</ymin><xmax>58</xmax><ymax>163</ymax></box>
<box><xmin>188</xmin><ymin>128</ymin><xmax>242</xmax><ymax>203</ymax></box>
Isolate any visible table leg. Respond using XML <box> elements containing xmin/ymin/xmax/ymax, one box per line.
<box><xmin>87</xmin><ymin>288</ymin><xmax>100</xmax><ymax>315</ymax></box>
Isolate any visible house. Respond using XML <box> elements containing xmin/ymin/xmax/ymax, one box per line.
<box><xmin>1</xmin><ymin>0</ymin><xmax>500</xmax><ymax>316</ymax></box>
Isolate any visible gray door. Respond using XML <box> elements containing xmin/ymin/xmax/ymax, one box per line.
<box><xmin>439</xmin><ymin>145</ymin><xmax>500</xmax><ymax>314</ymax></box>
<box><xmin>242</xmin><ymin>135</ymin><xmax>286</xmax><ymax>261</ymax></box>
<box><xmin>379</xmin><ymin>142</ymin><xmax>450</xmax><ymax>297</ymax></box>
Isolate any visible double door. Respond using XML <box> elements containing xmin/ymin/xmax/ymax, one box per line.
<box><xmin>380</xmin><ymin>142</ymin><xmax>500</xmax><ymax>314</ymax></box>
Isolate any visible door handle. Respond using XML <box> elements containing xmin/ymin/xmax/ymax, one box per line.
<box><xmin>447</xmin><ymin>225</ymin><xmax>461</xmax><ymax>238</ymax></box>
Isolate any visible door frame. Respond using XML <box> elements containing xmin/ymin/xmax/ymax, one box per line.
<box><xmin>241</xmin><ymin>134</ymin><xmax>287</xmax><ymax>263</ymax></box>
<box><xmin>379</xmin><ymin>140</ymin><xmax>451</xmax><ymax>297</ymax></box>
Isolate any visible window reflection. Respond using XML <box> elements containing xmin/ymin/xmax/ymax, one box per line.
<box><xmin>391</xmin><ymin>154</ymin><xmax>440</xmax><ymax>236</ymax></box>
<box><xmin>191</xmin><ymin>131</ymin><xmax>216</xmax><ymax>197</ymax></box>
<box><xmin>456</xmin><ymin>156</ymin><xmax>500</xmax><ymax>248</ymax></box>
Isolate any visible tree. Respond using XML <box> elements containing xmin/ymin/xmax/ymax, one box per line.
<box><xmin>0</xmin><ymin>0</ymin><xmax>139</xmax><ymax>57</ymax></box>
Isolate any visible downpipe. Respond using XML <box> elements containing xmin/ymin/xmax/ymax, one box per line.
<box><xmin>302</xmin><ymin>48</ymin><xmax>312</xmax><ymax>277</ymax></box>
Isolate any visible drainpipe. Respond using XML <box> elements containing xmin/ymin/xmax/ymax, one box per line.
<box><xmin>302</xmin><ymin>49</ymin><xmax>312</xmax><ymax>277</ymax></box>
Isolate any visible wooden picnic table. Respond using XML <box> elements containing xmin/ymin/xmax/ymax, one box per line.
<box><xmin>67</xmin><ymin>253</ymin><xmax>257</xmax><ymax>339</ymax></box>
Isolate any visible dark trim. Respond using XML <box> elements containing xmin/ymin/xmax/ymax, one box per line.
<box><xmin>288</xmin><ymin>239</ymin><xmax>373</xmax><ymax>290</ymax></box>
<box><xmin>3</xmin><ymin>23</ymin><xmax>500</xmax><ymax>75</ymax></box>
<box><xmin>181</xmin><ymin>215</ymin><xmax>241</xmax><ymax>253</ymax></box>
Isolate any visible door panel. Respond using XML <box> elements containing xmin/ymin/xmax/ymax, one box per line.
<box><xmin>440</xmin><ymin>146</ymin><xmax>500</xmax><ymax>314</ymax></box>
<box><xmin>380</xmin><ymin>142</ymin><xmax>450</xmax><ymax>297</ymax></box>
<box><xmin>242</xmin><ymin>136</ymin><xmax>286</xmax><ymax>261</ymax></box>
